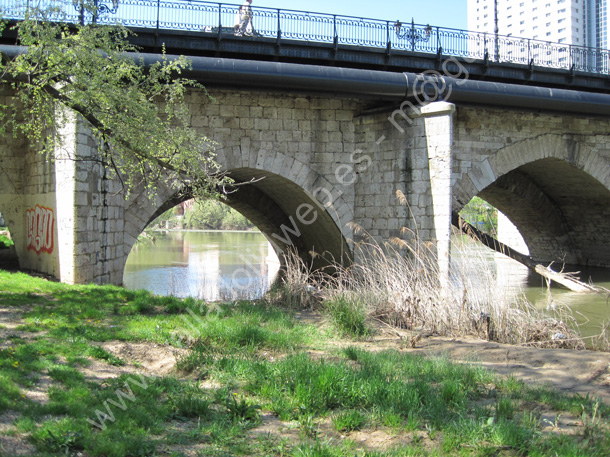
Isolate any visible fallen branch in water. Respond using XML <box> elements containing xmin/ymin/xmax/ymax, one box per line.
<box><xmin>452</xmin><ymin>213</ymin><xmax>602</xmax><ymax>294</ymax></box>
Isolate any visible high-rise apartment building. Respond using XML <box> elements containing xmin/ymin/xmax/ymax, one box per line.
<box><xmin>467</xmin><ymin>0</ymin><xmax>608</xmax><ymax>49</ymax></box>
<box><xmin>595</xmin><ymin>0</ymin><xmax>608</xmax><ymax>48</ymax></box>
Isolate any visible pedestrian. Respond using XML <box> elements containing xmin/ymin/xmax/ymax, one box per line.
<box><xmin>234</xmin><ymin>0</ymin><xmax>254</xmax><ymax>36</ymax></box>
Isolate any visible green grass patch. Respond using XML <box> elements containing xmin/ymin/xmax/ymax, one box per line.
<box><xmin>323</xmin><ymin>294</ymin><xmax>370</xmax><ymax>338</ymax></box>
<box><xmin>1</xmin><ymin>270</ymin><xmax>609</xmax><ymax>456</ymax></box>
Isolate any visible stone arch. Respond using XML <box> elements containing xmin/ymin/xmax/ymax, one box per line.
<box><xmin>121</xmin><ymin>150</ymin><xmax>354</xmax><ymax>282</ymax></box>
<box><xmin>454</xmin><ymin>134</ymin><xmax>610</xmax><ymax>267</ymax></box>
<box><xmin>215</xmin><ymin>148</ymin><xmax>355</xmax><ymax>236</ymax></box>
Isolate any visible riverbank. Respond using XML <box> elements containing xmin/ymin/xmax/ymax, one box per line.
<box><xmin>1</xmin><ymin>270</ymin><xmax>609</xmax><ymax>456</ymax></box>
<box><xmin>150</xmin><ymin>228</ymin><xmax>262</xmax><ymax>234</ymax></box>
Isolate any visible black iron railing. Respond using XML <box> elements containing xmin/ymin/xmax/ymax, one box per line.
<box><xmin>1</xmin><ymin>0</ymin><xmax>609</xmax><ymax>74</ymax></box>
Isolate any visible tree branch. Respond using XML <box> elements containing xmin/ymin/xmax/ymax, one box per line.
<box><xmin>41</xmin><ymin>82</ymin><xmax>184</xmax><ymax>175</ymax></box>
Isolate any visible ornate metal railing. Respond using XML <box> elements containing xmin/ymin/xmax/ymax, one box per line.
<box><xmin>1</xmin><ymin>0</ymin><xmax>609</xmax><ymax>75</ymax></box>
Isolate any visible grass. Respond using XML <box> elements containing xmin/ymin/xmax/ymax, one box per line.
<box><xmin>0</xmin><ymin>270</ymin><xmax>609</xmax><ymax>456</ymax></box>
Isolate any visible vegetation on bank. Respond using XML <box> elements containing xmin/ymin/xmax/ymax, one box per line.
<box><xmin>1</xmin><ymin>270</ymin><xmax>609</xmax><ymax>456</ymax></box>
<box><xmin>0</xmin><ymin>228</ymin><xmax>13</xmax><ymax>249</ymax></box>
<box><xmin>153</xmin><ymin>200</ymin><xmax>255</xmax><ymax>231</ymax></box>
<box><xmin>274</xmin><ymin>230</ymin><xmax>590</xmax><ymax>352</ymax></box>
<box><xmin>459</xmin><ymin>197</ymin><xmax>498</xmax><ymax>236</ymax></box>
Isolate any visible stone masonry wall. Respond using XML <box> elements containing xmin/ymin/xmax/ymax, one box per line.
<box><xmin>7</xmin><ymin>82</ymin><xmax>610</xmax><ymax>283</ymax></box>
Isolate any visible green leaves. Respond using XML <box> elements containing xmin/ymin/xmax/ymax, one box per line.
<box><xmin>0</xmin><ymin>2</ymin><xmax>226</xmax><ymax>200</ymax></box>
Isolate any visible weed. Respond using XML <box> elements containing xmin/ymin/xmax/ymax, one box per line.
<box><xmin>324</xmin><ymin>295</ymin><xmax>370</xmax><ymax>338</ymax></box>
<box><xmin>298</xmin><ymin>413</ymin><xmax>318</xmax><ymax>439</ymax></box>
<box><xmin>170</xmin><ymin>393</ymin><xmax>211</xmax><ymax>420</ymax></box>
<box><xmin>331</xmin><ymin>409</ymin><xmax>367</xmax><ymax>432</ymax></box>
<box><xmin>220</xmin><ymin>392</ymin><xmax>261</xmax><ymax>422</ymax></box>
<box><xmin>88</xmin><ymin>346</ymin><xmax>125</xmax><ymax>366</ymax></box>
<box><xmin>31</xmin><ymin>418</ymin><xmax>88</xmax><ymax>455</ymax></box>
<box><xmin>495</xmin><ymin>397</ymin><xmax>515</xmax><ymax>421</ymax></box>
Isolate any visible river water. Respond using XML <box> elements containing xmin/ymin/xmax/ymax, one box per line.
<box><xmin>123</xmin><ymin>231</ymin><xmax>280</xmax><ymax>302</ymax></box>
<box><xmin>123</xmin><ymin>231</ymin><xmax>610</xmax><ymax>337</ymax></box>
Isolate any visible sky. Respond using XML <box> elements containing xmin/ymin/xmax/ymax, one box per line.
<box><xmin>247</xmin><ymin>0</ymin><xmax>468</xmax><ymax>30</ymax></box>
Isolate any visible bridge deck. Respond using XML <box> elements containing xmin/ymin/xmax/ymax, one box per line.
<box><xmin>0</xmin><ymin>0</ymin><xmax>610</xmax><ymax>94</ymax></box>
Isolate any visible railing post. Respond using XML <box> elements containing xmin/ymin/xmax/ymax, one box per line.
<box><xmin>333</xmin><ymin>14</ymin><xmax>337</xmax><ymax>42</ymax></box>
<box><xmin>218</xmin><ymin>3</ymin><xmax>222</xmax><ymax>40</ymax></box>
<box><xmin>436</xmin><ymin>26</ymin><xmax>440</xmax><ymax>53</ymax></box>
<box><xmin>156</xmin><ymin>0</ymin><xmax>161</xmax><ymax>34</ymax></box>
<box><xmin>411</xmin><ymin>18</ymin><xmax>415</xmax><ymax>51</ymax></box>
<box><xmin>568</xmin><ymin>43</ymin><xmax>572</xmax><ymax>70</ymax></box>
<box><xmin>527</xmin><ymin>38</ymin><xmax>530</xmax><ymax>64</ymax></box>
<box><xmin>386</xmin><ymin>20</ymin><xmax>390</xmax><ymax>49</ymax></box>
<box><xmin>277</xmin><ymin>9</ymin><xmax>281</xmax><ymax>41</ymax></box>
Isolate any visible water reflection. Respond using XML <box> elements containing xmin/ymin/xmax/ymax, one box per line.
<box><xmin>125</xmin><ymin>231</ymin><xmax>610</xmax><ymax>337</ymax></box>
<box><xmin>123</xmin><ymin>231</ymin><xmax>280</xmax><ymax>301</ymax></box>
<box><xmin>452</xmin><ymin>239</ymin><xmax>610</xmax><ymax>338</ymax></box>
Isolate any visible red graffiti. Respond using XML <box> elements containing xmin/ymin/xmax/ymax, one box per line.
<box><xmin>26</xmin><ymin>205</ymin><xmax>55</xmax><ymax>254</ymax></box>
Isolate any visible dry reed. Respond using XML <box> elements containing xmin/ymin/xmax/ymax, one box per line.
<box><xmin>270</xmin><ymin>223</ymin><xmax>585</xmax><ymax>350</ymax></box>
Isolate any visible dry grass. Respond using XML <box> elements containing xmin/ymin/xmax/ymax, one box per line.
<box><xmin>270</xmin><ymin>221</ymin><xmax>585</xmax><ymax>349</ymax></box>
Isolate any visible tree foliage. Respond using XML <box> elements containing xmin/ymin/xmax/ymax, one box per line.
<box><xmin>153</xmin><ymin>200</ymin><xmax>255</xmax><ymax>231</ymax></box>
<box><xmin>459</xmin><ymin>196</ymin><xmax>498</xmax><ymax>235</ymax></box>
<box><xmin>0</xmin><ymin>2</ymin><xmax>226</xmax><ymax>199</ymax></box>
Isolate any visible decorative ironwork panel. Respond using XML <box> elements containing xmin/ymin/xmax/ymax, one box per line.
<box><xmin>246</xmin><ymin>8</ymin><xmax>275</xmax><ymax>38</ymax></box>
<box><xmin>435</xmin><ymin>28</ymin><xmax>471</xmax><ymax>57</ymax></box>
<box><xmin>279</xmin><ymin>11</ymin><xmax>334</xmax><ymax>42</ymax></box>
<box><xmin>156</xmin><ymin>0</ymin><xmax>213</xmax><ymax>31</ymax></box>
<box><xmin>336</xmin><ymin>17</ymin><xmax>386</xmax><ymax>48</ymax></box>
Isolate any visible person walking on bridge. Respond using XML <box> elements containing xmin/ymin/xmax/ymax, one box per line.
<box><xmin>234</xmin><ymin>0</ymin><xmax>254</xmax><ymax>36</ymax></box>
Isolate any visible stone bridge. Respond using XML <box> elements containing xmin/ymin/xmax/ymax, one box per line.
<box><xmin>2</xmin><ymin>64</ymin><xmax>610</xmax><ymax>285</ymax></box>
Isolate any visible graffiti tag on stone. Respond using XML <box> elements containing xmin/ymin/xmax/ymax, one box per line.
<box><xmin>26</xmin><ymin>205</ymin><xmax>55</xmax><ymax>254</ymax></box>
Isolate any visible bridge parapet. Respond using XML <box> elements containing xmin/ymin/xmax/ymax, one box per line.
<box><xmin>1</xmin><ymin>0</ymin><xmax>609</xmax><ymax>75</ymax></box>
